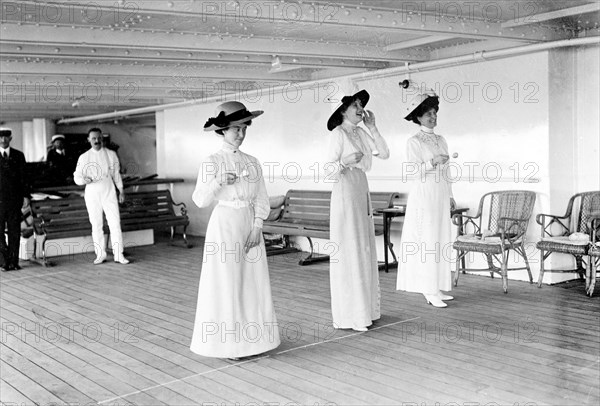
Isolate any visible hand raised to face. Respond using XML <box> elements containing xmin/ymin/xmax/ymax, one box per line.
<box><xmin>362</xmin><ymin>110</ymin><xmax>376</xmax><ymax>128</ymax></box>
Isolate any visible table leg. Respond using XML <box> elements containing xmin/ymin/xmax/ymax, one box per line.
<box><xmin>458</xmin><ymin>216</ymin><xmax>466</xmax><ymax>272</ymax></box>
<box><xmin>383</xmin><ymin>212</ymin><xmax>389</xmax><ymax>272</ymax></box>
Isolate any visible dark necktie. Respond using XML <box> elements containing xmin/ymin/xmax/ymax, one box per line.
<box><xmin>1</xmin><ymin>151</ymin><xmax>6</xmax><ymax>159</ymax></box>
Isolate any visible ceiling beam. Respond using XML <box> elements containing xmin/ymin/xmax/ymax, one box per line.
<box><xmin>91</xmin><ymin>0</ymin><xmax>566</xmax><ymax>41</ymax></box>
<box><xmin>0</xmin><ymin>22</ymin><xmax>429</xmax><ymax>62</ymax></box>
<box><xmin>502</xmin><ymin>3</ymin><xmax>600</xmax><ymax>28</ymax></box>
<box><xmin>385</xmin><ymin>35</ymin><xmax>454</xmax><ymax>51</ymax></box>
<box><xmin>3</xmin><ymin>0</ymin><xmax>567</xmax><ymax>52</ymax></box>
<box><xmin>0</xmin><ymin>60</ymin><xmax>316</xmax><ymax>81</ymax></box>
<box><xmin>0</xmin><ymin>46</ymin><xmax>390</xmax><ymax>71</ymax></box>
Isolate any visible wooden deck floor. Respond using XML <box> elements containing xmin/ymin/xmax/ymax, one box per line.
<box><xmin>1</xmin><ymin>236</ymin><xmax>599</xmax><ymax>405</ymax></box>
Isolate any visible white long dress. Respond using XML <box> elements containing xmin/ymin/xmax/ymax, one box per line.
<box><xmin>396</xmin><ymin>126</ymin><xmax>453</xmax><ymax>294</ymax></box>
<box><xmin>189</xmin><ymin>143</ymin><xmax>281</xmax><ymax>358</ymax></box>
<box><xmin>326</xmin><ymin>120</ymin><xmax>389</xmax><ymax>329</ymax></box>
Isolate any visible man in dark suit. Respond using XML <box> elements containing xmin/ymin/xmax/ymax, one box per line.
<box><xmin>47</xmin><ymin>134</ymin><xmax>74</xmax><ymax>185</ymax></box>
<box><xmin>0</xmin><ymin>127</ymin><xmax>30</xmax><ymax>271</ymax></box>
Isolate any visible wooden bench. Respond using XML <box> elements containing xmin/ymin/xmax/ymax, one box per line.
<box><xmin>263</xmin><ymin>189</ymin><xmax>403</xmax><ymax>265</ymax></box>
<box><xmin>30</xmin><ymin>189</ymin><xmax>190</xmax><ymax>266</ymax></box>
<box><xmin>118</xmin><ymin>190</ymin><xmax>190</xmax><ymax>245</ymax></box>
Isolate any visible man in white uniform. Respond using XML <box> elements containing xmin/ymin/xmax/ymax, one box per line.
<box><xmin>74</xmin><ymin>128</ymin><xmax>129</xmax><ymax>265</ymax></box>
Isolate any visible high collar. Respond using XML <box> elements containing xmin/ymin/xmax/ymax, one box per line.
<box><xmin>0</xmin><ymin>146</ymin><xmax>10</xmax><ymax>155</ymax></box>
<box><xmin>222</xmin><ymin>142</ymin><xmax>239</xmax><ymax>153</ymax></box>
<box><xmin>341</xmin><ymin>119</ymin><xmax>359</xmax><ymax>132</ymax></box>
<box><xmin>420</xmin><ymin>125</ymin><xmax>435</xmax><ymax>134</ymax></box>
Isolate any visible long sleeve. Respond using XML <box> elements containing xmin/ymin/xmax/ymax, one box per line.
<box><xmin>405</xmin><ymin>133</ymin><xmax>454</xmax><ymax>199</ymax></box>
<box><xmin>18</xmin><ymin>151</ymin><xmax>30</xmax><ymax>199</ymax></box>
<box><xmin>324</xmin><ymin>129</ymin><xmax>345</xmax><ymax>178</ymax></box>
<box><xmin>73</xmin><ymin>153</ymin><xmax>87</xmax><ymax>185</ymax></box>
<box><xmin>192</xmin><ymin>156</ymin><xmax>223</xmax><ymax>208</ymax></box>
<box><xmin>363</xmin><ymin>126</ymin><xmax>390</xmax><ymax>159</ymax></box>
<box><xmin>439</xmin><ymin>137</ymin><xmax>454</xmax><ymax>199</ymax></box>
<box><xmin>406</xmin><ymin>136</ymin><xmax>436</xmax><ymax>179</ymax></box>
<box><xmin>12</xmin><ymin>150</ymin><xmax>30</xmax><ymax>200</ymax></box>
<box><xmin>251</xmin><ymin>159</ymin><xmax>270</xmax><ymax>228</ymax></box>
<box><xmin>107</xmin><ymin>150</ymin><xmax>123</xmax><ymax>191</ymax></box>
<box><xmin>47</xmin><ymin>150</ymin><xmax>57</xmax><ymax>166</ymax></box>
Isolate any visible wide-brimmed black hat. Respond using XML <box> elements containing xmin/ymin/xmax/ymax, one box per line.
<box><xmin>327</xmin><ymin>90</ymin><xmax>370</xmax><ymax>131</ymax></box>
<box><xmin>204</xmin><ymin>101</ymin><xmax>264</xmax><ymax>131</ymax></box>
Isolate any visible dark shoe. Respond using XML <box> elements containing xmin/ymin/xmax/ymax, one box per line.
<box><xmin>0</xmin><ymin>265</ymin><xmax>8</xmax><ymax>272</ymax></box>
<box><xmin>5</xmin><ymin>264</ymin><xmax>16</xmax><ymax>271</ymax></box>
<box><xmin>12</xmin><ymin>264</ymin><xmax>22</xmax><ymax>270</ymax></box>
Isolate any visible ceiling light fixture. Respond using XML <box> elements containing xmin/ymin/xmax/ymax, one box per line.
<box><xmin>271</xmin><ymin>55</ymin><xmax>282</xmax><ymax>71</ymax></box>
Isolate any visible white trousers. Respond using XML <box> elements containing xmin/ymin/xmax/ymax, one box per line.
<box><xmin>84</xmin><ymin>177</ymin><xmax>123</xmax><ymax>257</ymax></box>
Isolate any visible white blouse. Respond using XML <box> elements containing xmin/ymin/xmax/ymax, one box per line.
<box><xmin>325</xmin><ymin>119</ymin><xmax>390</xmax><ymax>176</ymax></box>
<box><xmin>192</xmin><ymin>143</ymin><xmax>270</xmax><ymax>228</ymax></box>
<box><xmin>405</xmin><ymin>126</ymin><xmax>453</xmax><ymax>197</ymax></box>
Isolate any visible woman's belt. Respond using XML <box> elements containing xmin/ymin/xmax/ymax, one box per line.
<box><xmin>218</xmin><ymin>200</ymin><xmax>251</xmax><ymax>208</ymax></box>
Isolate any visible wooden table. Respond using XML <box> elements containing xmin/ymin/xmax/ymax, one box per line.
<box><xmin>374</xmin><ymin>208</ymin><xmax>405</xmax><ymax>273</ymax></box>
<box><xmin>374</xmin><ymin>206</ymin><xmax>469</xmax><ymax>273</ymax></box>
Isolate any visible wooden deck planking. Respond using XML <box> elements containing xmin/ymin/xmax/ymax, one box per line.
<box><xmin>279</xmin><ymin>348</ymin><xmax>441</xmax><ymax>405</ymax></box>
<box><xmin>361</xmin><ymin>327</ymin><xmax>577</xmax><ymax>405</ymax></box>
<box><xmin>1</xmin><ymin>235</ymin><xmax>599</xmax><ymax>405</ymax></box>
<box><xmin>0</xmin><ymin>362</ymin><xmax>63</xmax><ymax>404</ymax></box>
<box><xmin>237</xmin><ymin>360</ymin><xmax>335</xmax><ymax>404</ymax></box>
<box><xmin>309</xmin><ymin>340</ymin><xmax>517</xmax><ymax>404</ymax></box>
<box><xmin>0</xmin><ymin>306</ymin><xmax>164</xmax><ymax>404</ymax></box>
<box><xmin>0</xmin><ymin>298</ymin><xmax>180</xmax><ymax>405</ymax></box>
<box><xmin>1</xmin><ymin>282</ymin><xmax>199</xmax><ymax>380</ymax></box>
<box><xmin>0</xmin><ymin>282</ymin><xmax>253</xmax><ymax>404</ymax></box>
<box><xmin>1</xmin><ymin>378</ymin><xmax>35</xmax><ymax>404</ymax></box>
<box><xmin>248</xmin><ymin>357</ymin><xmax>372</xmax><ymax>405</ymax></box>
<box><xmin>0</xmin><ymin>330</ymin><xmax>115</xmax><ymax>401</ymax></box>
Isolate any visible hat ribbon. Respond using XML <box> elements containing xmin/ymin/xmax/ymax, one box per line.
<box><xmin>204</xmin><ymin>108</ymin><xmax>252</xmax><ymax>129</ymax></box>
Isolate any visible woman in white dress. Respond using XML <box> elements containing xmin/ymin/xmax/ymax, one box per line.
<box><xmin>326</xmin><ymin>90</ymin><xmax>390</xmax><ymax>331</ymax></box>
<box><xmin>190</xmin><ymin>101</ymin><xmax>280</xmax><ymax>359</ymax></box>
<box><xmin>396</xmin><ymin>89</ymin><xmax>456</xmax><ymax>308</ymax></box>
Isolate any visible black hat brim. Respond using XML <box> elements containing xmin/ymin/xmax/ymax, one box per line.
<box><xmin>327</xmin><ymin>90</ymin><xmax>370</xmax><ymax>131</ymax></box>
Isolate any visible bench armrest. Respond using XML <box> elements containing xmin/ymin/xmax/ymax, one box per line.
<box><xmin>168</xmin><ymin>195</ymin><xmax>188</xmax><ymax>217</ymax></box>
<box><xmin>172</xmin><ymin>201</ymin><xmax>187</xmax><ymax>216</ymax></box>
<box><xmin>35</xmin><ymin>216</ymin><xmax>49</xmax><ymax>236</ymax></box>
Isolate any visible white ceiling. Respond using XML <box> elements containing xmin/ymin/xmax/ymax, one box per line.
<box><xmin>1</xmin><ymin>0</ymin><xmax>598</xmax><ymax>122</ymax></box>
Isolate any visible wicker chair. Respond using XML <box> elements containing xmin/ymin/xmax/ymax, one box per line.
<box><xmin>453</xmin><ymin>190</ymin><xmax>537</xmax><ymax>293</ymax></box>
<box><xmin>536</xmin><ymin>191</ymin><xmax>600</xmax><ymax>288</ymax></box>
<box><xmin>587</xmin><ymin>214</ymin><xmax>600</xmax><ymax>297</ymax></box>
